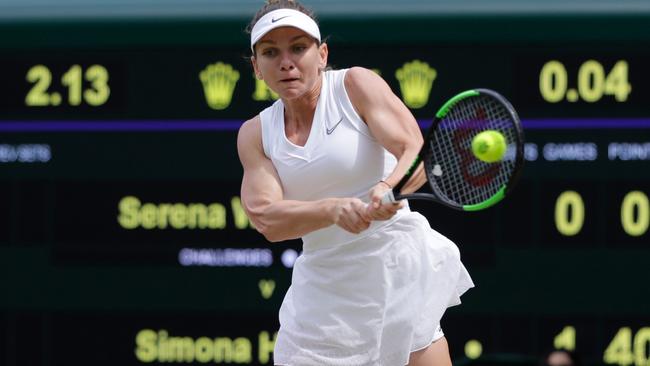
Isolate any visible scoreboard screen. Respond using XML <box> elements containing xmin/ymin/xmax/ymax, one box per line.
<box><xmin>1</xmin><ymin>14</ymin><xmax>650</xmax><ymax>366</ymax></box>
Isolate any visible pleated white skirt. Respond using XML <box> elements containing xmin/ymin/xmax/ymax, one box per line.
<box><xmin>274</xmin><ymin>210</ymin><xmax>474</xmax><ymax>366</ymax></box>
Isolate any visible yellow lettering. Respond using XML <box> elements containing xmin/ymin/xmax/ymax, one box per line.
<box><xmin>252</xmin><ymin>76</ymin><xmax>279</xmax><ymax>101</ymax></box>
<box><xmin>554</xmin><ymin>326</ymin><xmax>576</xmax><ymax>351</ymax></box>
<box><xmin>605</xmin><ymin>60</ymin><xmax>632</xmax><ymax>102</ymax></box>
<box><xmin>233</xmin><ymin>338</ymin><xmax>253</xmax><ymax>363</ymax></box>
<box><xmin>117</xmin><ymin>197</ymin><xmax>228</xmax><ymax>230</ymax></box>
<box><xmin>195</xmin><ymin>337</ymin><xmax>213</xmax><ymax>363</ymax></box>
<box><xmin>621</xmin><ymin>191</ymin><xmax>649</xmax><ymax>237</ymax></box>
<box><xmin>213</xmin><ymin>337</ymin><xmax>233</xmax><ymax>362</ymax></box>
<box><xmin>231</xmin><ymin>196</ymin><xmax>254</xmax><ymax>229</ymax></box>
<box><xmin>554</xmin><ymin>191</ymin><xmax>585</xmax><ymax>236</ymax></box>
<box><xmin>167</xmin><ymin>336</ymin><xmax>194</xmax><ymax>362</ymax></box>
<box><xmin>604</xmin><ymin>327</ymin><xmax>634</xmax><ymax>366</ymax></box>
<box><xmin>170</xmin><ymin>203</ymin><xmax>188</xmax><ymax>229</ymax></box>
<box><xmin>140</xmin><ymin>203</ymin><xmax>158</xmax><ymax>229</ymax></box>
<box><xmin>188</xmin><ymin>204</ymin><xmax>209</xmax><ymax>228</ymax></box>
<box><xmin>156</xmin><ymin>203</ymin><xmax>170</xmax><ymax>229</ymax></box>
<box><xmin>208</xmin><ymin>203</ymin><xmax>227</xmax><ymax>229</ymax></box>
<box><xmin>134</xmin><ymin>329</ymin><xmax>157</xmax><ymax>362</ymax></box>
<box><xmin>134</xmin><ymin>329</ymin><xmax>254</xmax><ymax>363</ymax></box>
<box><xmin>84</xmin><ymin>64</ymin><xmax>111</xmax><ymax>106</ymax></box>
<box><xmin>258</xmin><ymin>279</ymin><xmax>276</xmax><ymax>299</ymax></box>
<box><xmin>61</xmin><ymin>65</ymin><xmax>82</xmax><ymax>106</ymax></box>
<box><xmin>118</xmin><ymin>196</ymin><xmax>140</xmax><ymax>229</ymax></box>
<box><xmin>634</xmin><ymin>328</ymin><xmax>650</xmax><ymax>366</ymax></box>
<box><xmin>158</xmin><ymin>330</ymin><xmax>169</xmax><ymax>361</ymax></box>
<box><xmin>25</xmin><ymin>65</ymin><xmax>53</xmax><ymax>106</ymax></box>
<box><xmin>258</xmin><ymin>331</ymin><xmax>277</xmax><ymax>364</ymax></box>
<box><xmin>539</xmin><ymin>60</ymin><xmax>568</xmax><ymax>103</ymax></box>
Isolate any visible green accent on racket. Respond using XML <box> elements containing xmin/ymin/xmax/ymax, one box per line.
<box><xmin>435</xmin><ymin>90</ymin><xmax>480</xmax><ymax>119</ymax></box>
<box><xmin>462</xmin><ymin>186</ymin><xmax>506</xmax><ymax>211</ymax></box>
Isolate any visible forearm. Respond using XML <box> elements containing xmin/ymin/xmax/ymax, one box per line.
<box><xmin>383</xmin><ymin>145</ymin><xmax>426</xmax><ymax>194</ymax></box>
<box><xmin>248</xmin><ymin>198</ymin><xmax>338</xmax><ymax>242</ymax></box>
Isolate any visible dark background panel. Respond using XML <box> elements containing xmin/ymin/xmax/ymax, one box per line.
<box><xmin>0</xmin><ymin>182</ymin><xmax>10</xmax><ymax>245</ymax></box>
<box><xmin>0</xmin><ymin>57</ymin><xmax>127</xmax><ymax>117</ymax></box>
<box><xmin>599</xmin><ymin>317</ymin><xmax>650</xmax><ymax>366</ymax></box>
<box><xmin>443</xmin><ymin>313</ymin><xmax>496</xmax><ymax>362</ymax></box>
<box><xmin>10</xmin><ymin>312</ymin><xmax>46</xmax><ymax>366</ymax></box>
<box><xmin>410</xmin><ymin>199</ymin><xmax>498</xmax><ymax>267</ymax></box>
<box><xmin>0</xmin><ymin>313</ymin><xmax>6</xmax><ymax>366</ymax></box>
<box><xmin>0</xmin><ymin>132</ymin><xmax>243</xmax><ymax>181</ymax></box>
<box><xmin>499</xmin><ymin>179</ymin><xmax>536</xmax><ymax>247</ymax></box>
<box><xmin>537</xmin><ymin>317</ymin><xmax>601</xmax><ymax>365</ymax></box>
<box><xmin>14</xmin><ymin>180</ymin><xmax>52</xmax><ymax>246</ymax></box>
<box><xmin>0</xmin><ymin>43</ymin><xmax>648</xmax><ymax>120</ymax></box>
<box><xmin>51</xmin><ymin>181</ymin><xmax>261</xmax><ymax>245</ymax></box>
<box><xmin>497</xmin><ymin>316</ymin><xmax>536</xmax><ymax>357</ymax></box>
<box><xmin>514</xmin><ymin>50</ymin><xmax>650</xmax><ymax>119</ymax></box>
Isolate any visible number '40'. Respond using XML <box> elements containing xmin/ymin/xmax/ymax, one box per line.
<box><xmin>603</xmin><ymin>327</ymin><xmax>650</xmax><ymax>366</ymax></box>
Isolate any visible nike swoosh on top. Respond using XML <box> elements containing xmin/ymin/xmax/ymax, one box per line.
<box><xmin>271</xmin><ymin>16</ymin><xmax>290</xmax><ymax>23</ymax></box>
<box><xmin>326</xmin><ymin>118</ymin><xmax>343</xmax><ymax>135</ymax></box>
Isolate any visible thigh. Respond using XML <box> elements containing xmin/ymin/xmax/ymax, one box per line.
<box><xmin>407</xmin><ymin>337</ymin><xmax>452</xmax><ymax>366</ymax></box>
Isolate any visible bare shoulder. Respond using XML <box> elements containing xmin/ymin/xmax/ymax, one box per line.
<box><xmin>344</xmin><ymin>67</ymin><xmax>394</xmax><ymax>118</ymax></box>
<box><xmin>237</xmin><ymin>115</ymin><xmax>264</xmax><ymax>163</ymax></box>
<box><xmin>238</xmin><ymin>116</ymin><xmax>261</xmax><ymax>142</ymax></box>
<box><xmin>343</xmin><ymin>66</ymin><xmax>387</xmax><ymax>94</ymax></box>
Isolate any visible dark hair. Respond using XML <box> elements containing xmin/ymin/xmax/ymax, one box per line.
<box><xmin>246</xmin><ymin>0</ymin><xmax>320</xmax><ymax>55</ymax></box>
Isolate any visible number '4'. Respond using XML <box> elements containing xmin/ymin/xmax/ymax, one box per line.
<box><xmin>604</xmin><ymin>327</ymin><xmax>635</xmax><ymax>366</ymax></box>
<box><xmin>604</xmin><ymin>61</ymin><xmax>632</xmax><ymax>102</ymax></box>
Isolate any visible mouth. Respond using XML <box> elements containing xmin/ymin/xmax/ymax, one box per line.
<box><xmin>279</xmin><ymin>77</ymin><xmax>300</xmax><ymax>83</ymax></box>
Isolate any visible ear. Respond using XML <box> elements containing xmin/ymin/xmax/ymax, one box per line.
<box><xmin>251</xmin><ymin>56</ymin><xmax>263</xmax><ymax>80</ymax></box>
<box><xmin>318</xmin><ymin>43</ymin><xmax>329</xmax><ymax>71</ymax></box>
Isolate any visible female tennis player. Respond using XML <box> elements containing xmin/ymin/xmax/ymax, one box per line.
<box><xmin>237</xmin><ymin>1</ymin><xmax>474</xmax><ymax>365</ymax></box>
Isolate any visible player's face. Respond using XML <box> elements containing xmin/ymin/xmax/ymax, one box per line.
<box><xmin>252</xmin><ymin>27</ymin><xmax>328</xmax><ymax>100</ymax></box>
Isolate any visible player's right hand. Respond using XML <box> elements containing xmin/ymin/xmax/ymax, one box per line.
<box><xmin>332</xmin><ymin>198</ymin><xmax>371</xmax><ymax>234</ymax></box>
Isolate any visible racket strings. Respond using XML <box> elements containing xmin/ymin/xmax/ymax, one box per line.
<box><xmin>426</xmin><ymin>94</ymin><xmax>519</xmax><ymax>206</ymax></box>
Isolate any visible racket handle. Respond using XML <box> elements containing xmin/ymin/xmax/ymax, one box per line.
<box><xmin>381</xmin><ymin>190</ymin><xmax>396</xmax><ymax>204</ymax></box>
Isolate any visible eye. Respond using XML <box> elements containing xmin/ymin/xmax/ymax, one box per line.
<box><xmin>292</xmin><ymin>44</ymin><xmax>307</xmax><ymax>53</ymax></box>
<box><xmin>261</xmin><ymin>48</ymin><xmax>277</xmax><ymax>57</ymax></box>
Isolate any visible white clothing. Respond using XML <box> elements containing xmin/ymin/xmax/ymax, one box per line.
<box><xmin>260</xmin><ymin>69</ymin><xmax>406</xmax><ymax>251</ymax></box>
<box><xmin>259</xmin><ymin>69</ymin><xmax>474</xmax><ymax>366</ymax></box>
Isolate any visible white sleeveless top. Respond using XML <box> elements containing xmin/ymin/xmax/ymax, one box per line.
<box><xmin>259</xmin><ymin>69</ymin><xmax>408</xmax><ymax>250</ymax></box>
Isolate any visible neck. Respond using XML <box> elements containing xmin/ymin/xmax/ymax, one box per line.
<box><xmin>283</xmin><ymin>74</ymin><xmax>323</xmax><ymax>128</ymax></box>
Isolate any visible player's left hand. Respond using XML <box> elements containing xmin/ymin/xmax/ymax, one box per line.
<box><xmin>366</xmin><ymin>181</ymin><xmax>404</xmax><ymax>220</ymax></box>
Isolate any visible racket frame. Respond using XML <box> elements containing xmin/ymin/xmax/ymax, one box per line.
<box><xmin>381</xmin><ymin>88</ymin><xmax>525</xmax><ymax>211</ymax></box>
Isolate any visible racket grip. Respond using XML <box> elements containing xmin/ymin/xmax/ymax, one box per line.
<box><xmin>381</xmin><ymin>190</ymin><xmax>396</xmax><ymax>204</ymax></box>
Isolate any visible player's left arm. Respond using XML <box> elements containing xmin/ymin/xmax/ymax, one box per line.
<box><xmin>344</xmin><ymin>67</ymin><xmax>427</xmax><ymax>200</ymax></box>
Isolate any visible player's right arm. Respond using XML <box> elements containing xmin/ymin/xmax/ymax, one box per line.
<box><xmin>237</xmin><ymin>116</ymin><xmax>370</xmax><ymax>242</ymax></box>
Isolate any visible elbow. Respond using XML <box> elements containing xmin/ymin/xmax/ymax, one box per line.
<box><xmin>258</xmin><ymin>225</ymin><xmax>290</xmax><ymax>243</ymax></box>
<box><xmin>244</xmin><ymin>201</ymin><xmax>302</xmax><ymax>243</ymax></box>
<box><xmin>255</xmin><ymin>217</ymin><xmax>295</xmax><ymax>243</ymax></box>
<box><xmin>261</xmin><ymin>231</ymin><xmax>285</xmax><ymax>243</ymax></box>
<box><xmin>247</xmin><ymin>209</ymin><xmax>285</xmax><ymax>243</ymax></box>
<box><xmin>254</xmin><ymin>221</ymin><xmax>280</xmax><ymax>242</ymax></box>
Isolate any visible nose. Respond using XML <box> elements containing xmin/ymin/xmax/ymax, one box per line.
<box><xmin>279</xmin><ymin>51</ymin><xmax>295</xmax><ymax>71</ymax></box>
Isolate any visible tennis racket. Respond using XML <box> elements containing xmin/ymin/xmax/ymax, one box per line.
<box><xmin>382</xmin><ymin>88</ymin><xmax>524</xmax><ymax>211</ymax></box>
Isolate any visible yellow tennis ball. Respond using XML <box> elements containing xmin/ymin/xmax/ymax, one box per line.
<box><xmin>471</xmin><ymin>130</ymin><xmax>507</xmax><ymax>163</ymax></box>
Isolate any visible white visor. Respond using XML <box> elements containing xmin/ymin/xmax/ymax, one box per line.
<box><xmin>250</xmin><ymin>8</ymin><xmax>321</xmax><ymax>52</ymax></box>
